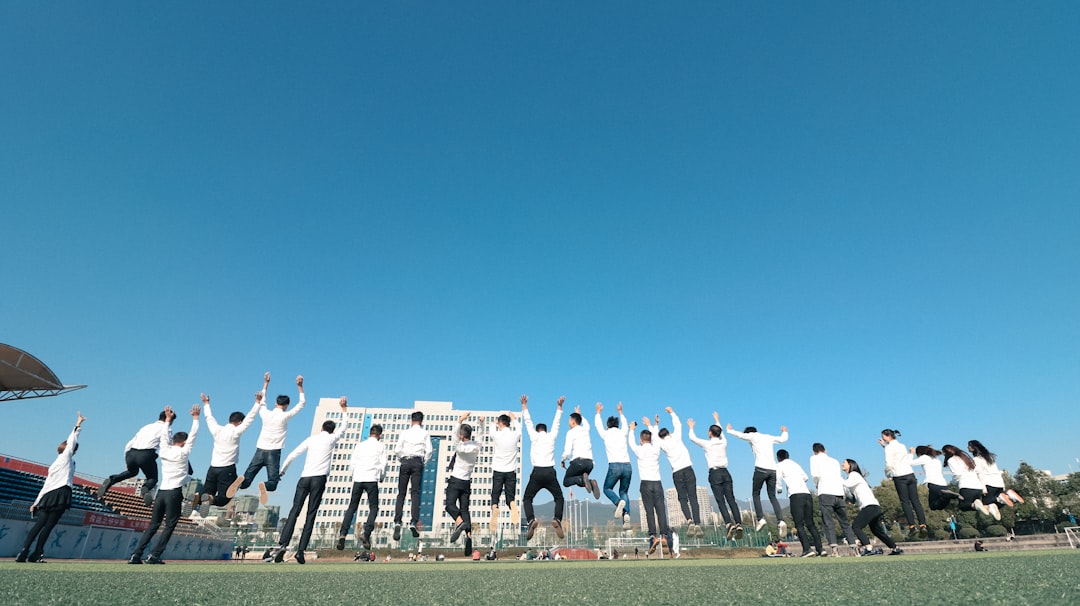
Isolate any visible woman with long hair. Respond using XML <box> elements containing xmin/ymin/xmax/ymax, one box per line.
<box><xmin>942</xmin><ymin>444</ymin><xmax>984</xmax><ymax>514</ymax></box>
<box><xmin>967</xmin><ymin>439</ymin><xmax>1024</xmax><ymax>518</ymax></box>
<box><xmin>842</xmin><ymin>459</ymin><xmax>902</xmax><ymax>556</ymax></box>
<box><xmin>910</xmin><ymin>445</ymin><xmax>956</xmax><ymax>511</ymax></box>
<box><xmin>16</xmin><ymin>411</ymin><xmax>85</xmax><ymax>563</ymax></box>
<box><xmin>879</xmin><ymin>428</ymin><xmax>927</xmax><ymax>538</ymax></box>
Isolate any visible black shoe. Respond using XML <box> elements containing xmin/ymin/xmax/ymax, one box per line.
<box><xmin>361</xmin><ymin>530</ymin><xmax>372</xmax><ymax>550</ymax></box>
<box><xmin>735</xmin><ymin>524</ymin><xmax>744</xmax><ymax>540</ymax></box>
<box><xmin>15</xmin><ymin>550</ymin><xmax>28</xmax><ymax>563</ymax></box>
<box><xmin>335</xmin><ymin>537</ymin><xmax>346</xmax><ymax>551</ymax></box>
<box><xmin>128</xmin><ymin>554</ymin><xmax>143</xmax><ymax>565</ymax></box>
<box><xmin>463</xmin><ymin>536</ymin><xmax>473</xmax><ymax>557</ymax></box>
<box><xmin>526</xmin><ymin>519</ymin><xmax>539</xmax><ymax>541</ymax></box>
<box><xmin>27</xmin><ymin>552</ymin><xmax>44</xmax><ymax>563</ymax></box>
<box><xmin>261</xmin><ymin>549</ymin><xmax>275</xmax><ymax>563</ymax></box>
<box><xmin>551</xmin><ymin>519</ymin><xmax>565</xmax><ymax>539</ymax></box>
<box><xmin>144</xmin><ymin>556</ymin><xmax>165</xmax><ymax>565</ymax></box>
<box><xmin>451</xmin><ymin>521</ymin><xmax>467</xmax><ymax>543</ymax></box>
<box><xmin>918</xmin><ymin>524</ymin><xmax>928</xmax><ymax>539</ymax></box>
<box><xmin>589</xmin><ymin>479</ymin><xmax>601</xmax><ymax>500</ymax></box>
<box><xmin>888</xmin><ymin>548</ymin><xmax>904</xmax><ymax>556</ymax></box>
<box><xmin>97</xmin><ymin>481</ymin><xmax>112</xmax><ymax>499</ymax></box>
<box><xmin>295</xmin><ymin>551</ymin><xmax>305</xmax><ymax>565</ymax></box>
<box><xmin>273</xmin><ymin>547</ymin><xmax>286</xmax><ymax>563</ymax></box>
<box><xmin>392</xmin><ymin>524</ymin><xmax>402</xmax><ymax>541</ymax></box>
<box><xmin>409</xmin><ymin>523</ymin><xmax>420</xmax><ymax>538</ymax></box>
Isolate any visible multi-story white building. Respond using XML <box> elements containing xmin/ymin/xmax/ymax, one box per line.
<box><xmin>298</xmin><ymin>398</ymin><xmax>523</xmax><ymax>548</ymax></box>
<box><xmin>664</xmin><ymin>485</ymin><xmax>715</xmax><ymax>528</ymax></box>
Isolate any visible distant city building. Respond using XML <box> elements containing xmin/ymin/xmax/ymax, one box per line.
<box><xmin>664</xmin><ymin>486</ymin><xmax>715</xmax><ymax>528</ymax></box>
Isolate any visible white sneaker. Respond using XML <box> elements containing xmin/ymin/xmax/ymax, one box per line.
<box><xmin>974</xmin><ymin>500</ymin><xmax>989</xmax><ymax>516</ymax></box>
<box><xmin>777</xmin><ymin>520</ymin><xmax>787</xmax><ymax>537</ymax></box>
<box><xmin>615</xmin><ymin>499</ymin><xmax>626</xmax><ymax>518</ymax></box>
<box><xmin>622</xmin><ymin>514</ymin><xmax>631</xmax><ymax>530</ymax></box>
<box><xmin>988</xmin><ymin>503</ymin><xmax>1001</xmax><ymax>521</ymax></box>
<box><xmin>755</xmin><ymin>518</ymin><xmax>767</xmax><ymax>532</ymax></box>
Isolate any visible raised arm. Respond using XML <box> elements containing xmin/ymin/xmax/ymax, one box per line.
<box><xmin>332</xmin><ymin>397</ymin><xmax>349</xmax><ymax>438</ymax></box>
<box><xmin>283</xmin><ymin>374</ymin><xmax>306</xmax><ymax>419</ymax></box>
<box><xmin>617</xmin><ymin>402</ymin><xmax>628</xmax><ymax>435</ymax></box>
<box><xmin>550</xmin><ymin>396</ymin><xmax>564</xmax><ymax>437</ymax></box>
<box><xmin>687</xmin><ymin>417</ymin><xmax>708</xmax><ymax>448</ymax></box>
<box><xmin>201</xmin><ymin>393</ymin><xmax>221</xmax><ymax>434</ymax></box>
<box><xmin>667</xmin><ymin>407</ymin><xmax>681</xmax><ymax>439</ymax></box>
<box><xmin>593</xmin><ymin>402</ymin><xmax>604</xmax><ymax>437</ymax></box>
<box><xmin>182</xmin><ymin>403</ymin><xmax>201</xmax><ymax>453</ymax></box>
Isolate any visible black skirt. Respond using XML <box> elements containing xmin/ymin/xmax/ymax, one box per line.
<box><xmin>37</xmin><ymin>485</ymin><xmax>73</xmax><ymax>512</ymax></box>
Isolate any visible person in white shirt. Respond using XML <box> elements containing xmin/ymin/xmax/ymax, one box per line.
<box><xmin>561</xmin><ymin>406</ymin><xmax>600</xmax><ymax>499</ymax></box>
<box><xmin>689</xmin><ymin>412</ymin><xmax>741</xmax><ymax>539</ymax></box>
<box><xmin>521</xmin><ymin>395</ymin><xmax>566</xmax><ymax>540</ymax></box>
<box><xmin>446</xmin><ymin>412</ymin><xmax>483</xmax><ymax>553</ymax></box>
<box><xmin>267</xmin><ymin>396</ymin><xmax>349</xmax><ymax>564</ymax></box>
<box><xmin>98</xmin><ymin>409</ymin><xmax>174</xmax><ymax>505</ymax></box>
<box><xmin>393</xmin><ymin>409</ymin><xmax>432</xmax><ymax>541</ymax></box>
<box><xmin>488</xmin><ymin>406</ymin><xmax>522</xmax><ymax>531</ymax></box>
<box><xmin>16</xmin><ymin>411</ymin><xmax>85</xmax><ymax>564</ymax></box>
<box><xmin>594</xmin><ymin>401</ymin><xmax>632</xmax><ymax>530</ymax></box>
<box><xmin>841</xmin><ymin>458</ymin><xmax>901</xmax><ymax>556</ymax></box>
<box><xmin>879</xmin><ymin>428</ymin><xmax>927</xmax><ymax>538</ymax></box>
<box><xmin>809</xmin><ymin>443</ymin><xmax>858</xmax><ymax>555</ymax></box>
<box><xmin>968</xmin><ymin>439</ymin><xmax>1018</xmax><ymax>520</ymax></box>
<box><xmin>728</xmin><ymin>423</ymin><xmax>788</xmax><ymax>533</ymax></box>
<box><xmin>909</xmin><ymin>444</ymin><xmax>960</xmax><ymax>514</ymax></box>
<box><xmin>129</xmin><ymin>405</ymin><xmax>200</xmax><ymax>565</ymax></box>
<box><xmin>943</xmin><ymin>444</ymin><xmax>985</xmax><ymax>514</ymax></box>
<box><xmin>238</xmin><ymin>373</ymin><xmax>306</xmax><ymax>505</ymax></box>
<box><xmin>628</xmin><ymin>419</ymin><xmax>671</xmax><ymax>555</ymax></box>
<box><xmin>652</xmin><ymin>407</ymin><xmax>703</xmax><ymax>537</ymax></box>
<box><xmin>336</xmin><ymin>424</ymin><xmax>387</xmax><ymax>551</ymax></box>
<box><xmin>194</xmin><ymin>391</ymin><xmax>261</xmax><ymax>509</ymax></box>
<box><xmin>776</xmin><ymin>449</ymin><xmax>822</xmax><ymax>557</ymax></box>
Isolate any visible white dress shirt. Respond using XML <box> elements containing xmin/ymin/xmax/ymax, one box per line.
<box><xmin>777</xmin><ymin>459</ymin><xmax>811</xmax><ymax>495</ymax></box>
<box><xmin>255</xmin><ymin>390</ymin><xmax>306</xmax><ymax>450</ymax></box>
<box><xmin>946</xmin><ymin>456</ymin><xmax>984</xmax><ymax>491</ymax></box>
<box><xmin>159</xmin><ymin>419</ymin><xmax>199</xmax><ymax>491</ymax></box>
<box><xmin>125</xmin><ymin>420</ymin><xmax>171</xmax><ymax>452</ymax></box>
<box><xmin>973</xmin><ymin>456</ymin><xmax>1005</xmax><ymax>489</ymax></box>
<box><xmin>843</xmin><ymin>471</ymin><xmax>879</xmax><ymax>509</ymax></box>
<box><xmin>809</xmin><ymin>452</ymin><xmax>845</xmax><ymax>497</ymax></box>
<box><xmin>628</xmin><ymin>434</ymin><xmax>662</xmax><ymax>482</ymax></box>
<box><xmin>728</xmin><ymin>428</ymin><xmax>788</xmax><ymax>470</ymax></box>
<box><xmin>911</xmin><ymin>454</ymin><xmax>947</xmax><ymax>486</ymax></box>
<box><xmin>395</xmin><ymin>424</ymin><xmax>433</xmax><ymax>464</ymax></box>
<box><xmin>350</xmin><ymin>437</ymin><xmax>388</xmax><ymax>483</ymax></box>
<box><xmin>561</xmin><ymin>419</ymin><xmax>594</xmax><ymax>463</ymax></box>
<box><xmin>594</xmin><ymin>412</ymin><xmax>630</xmax><ymax>464</ymax></box>
<box><xmin>523</xmin><ymin>408</ymin><xmax>561</xmax><ymax>468</ymax></box>
<box><xmin>204</xmin><ymin>399</ymin><xmax>261</xmax><ymax>467</ymax></box>
<box><xmin>281</xmin><ymin>418</ymin><xmax>349</xmax><ymax>478</ymax></box>
<box><xmin>688</xmin><ymin>427</ymin><xmax>729</xmax><ymax>469</ymax></box>
<box><xmin>450</xmin><ymin>433</ymin><xmax>482</xmax><ymax>481</ymax></box>
<box><xmin>657</xmin><ymin>413</ymin><xmax>693</xmax><ymax>472</ymax></box>
<box><xmin>489</xmin><ymin>421</ymin><xmax>521</xmax><ymax>473</ymax></box>
<box><xmin>33</xmin><ymin>425</ymin><xmax>80</xmax><ymax>507</ymax></box>
<box><xmin>884</xmin><ymin>439</ymin><xmax>914</xmax><ymax>478</ymax></box>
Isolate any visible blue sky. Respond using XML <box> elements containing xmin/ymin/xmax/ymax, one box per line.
<box><xmin>3</xmin><ymin>3</ymin><xmax>1079</xmax><ymax>511</ymax></box>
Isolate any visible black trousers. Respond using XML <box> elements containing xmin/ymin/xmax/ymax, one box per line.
<box><xmin>523</xmin><ymin>466</ymin><xmax>564</xmax><ymax>523</ymax></box>
<box><xmin>751</xmin><ymin>467</ymin><xmax>783</xmax><ymax>521</ymax></box>
<box><xmin>203</xmin><ymin>464</ymin><xmax>238</xmax><ymax>507</ymax></box>
<box><xmin>958</xmin><ymin>487</ymin><xmax>982</xmax><ymax>511</ymax></box>
<box><xmin>445</xmin><ymin>477</ymin><xmax>472</xmax><ymax>528</ymax></box>
<box><xmin>133</xmin><ymin>487</ymin><xmax>182</xmax><ymax>559</ymax></box>
<box><xmin>340</xmin><ymin>481</ymin><xmax>380</xmax><ymax>537</ymax></box>
<box><xmin>852</xmin><ymin>504</ymin><xmax>896</xmax><ymax>550</ymax></box>
<box><xmin>672</xmin><ymin>466</ymin><xmax>701</xmax><ymax>524</ymax></box>
<box><xmin>789</xmin><ymin>493</ymin><xmax>822</xmax><ymax>553</ymax></box>
<box><xmin>981</xmin><ymin>485</ymin><xmax>1003</xmax><ymax>505</ymax></box>
<box><xmin>562</xmin><ymin>458</ymin><xmax>593</xmax><ymax>488</ymax></box>
<box><xmin>279</xmin><ymin>475</ymin><xmax>327</xmax><ymax>552</ymax></box>
<box><xmin>927</xmin><ymin>483</ymin><xmax>953</xmax><ymax>510</ymax></box>
<box><xmin>394</xmin><ymin>456</ymin><xmax>424</xmax><ymax>525</ymax></box>
<box><xmin>707</xmin><ymin>467</ymin><xmax>740</xmax><ymax>524</ymax></box>
<box><xmin>640</xmin><ymin>480</ymin><xmax>670</xmax><ymax>537</ymax></box>
<box><xmin>892</xmin><ymin>473</ymin><xmax>927</xmax><ymax>526</ymax></box>
<box><xmin>108</xmin><ymin>448</ymin><xmax>158</xmax><ymax>490</ymax></box>
<box><xmin>491</xmin><ymin>470</ymin><xmax>516</xmax><ymax>506</ymax></box>
<box><xmin>22</xmin><ymin>508</ymin><xmax>66</xmax><ymax>559</ymax></box>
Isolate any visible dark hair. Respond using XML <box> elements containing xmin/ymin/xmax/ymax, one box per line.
<box><xmin>158</xmin><ymin>411</ymin><xmax>169</xmax><ymax>422</ymax></box>
<box><xmin>881</xmin><ymin>428</ymin><xmax>901</xmax><ymax>439</ymax></box>
<box><xmin>173</xmin><ymin>432</ymin><xmax>189</xmax><ymax>443</ymax></box>
<box><xmin>459</xmin><ymin>424</ymin><xmax>473</xmax><ymax>440</ymax></box>
<box><xmin>369</xmin><ymin>424</ymin><xmax>383</xmax><ymax>438</ymax></box>
<box><xmin>640</xmin><ymin>429</ymin><xmax>652</xmax><ymax>443</ymax></box>
<box><xmin>942</xmin><ymin>444</ymin><xmax>975</xmax><ymax>470</ymax></box>
<box><xmin>535</xmin><ymin>423</ymin><xmax>547</xmax><ymax>433</ymax></box>
<box><xmin>276</xmin><ymin>395</ymin><xmax>290</xmax><ymax>407</ymax></box>
<box><xmin>607</xmin><ymin>416</ymin><xmax>619</xmax><ymax>429</ymax></box>
<box><xmin>915</xmin><ymin>445</ymin><xmax>941</xmax><ymax>458</ymax></box>
<box><xmin>569</xmin><ymin>412</ymin><xmax>582</xmax><ymax>425</ymax></box>
<box><xmin>812</xmin><ymin>443</ymin><xmax>826</xmax><ymax>454</ymax></box>
<box><xmin>967</xmin><ymin>440</ymin><xmax>995</xmax><ymax>465</ymax></box>
<box><xmin>708</xmin><ymin>425</ymin><xmax>722</xmax><ymax>438</ymax></box>
<box><xmin>844</xmin><ymin>459</ymin><xmax>863</xmax><ymax>477</ymax></box>
<box><xmin>776</xmin><ymin>449</ymin><xmax>789</xmax><ymax>461</ymax></box>
<box><xmin>229</xmin><ymin>411</ymin><xmax>246</xmax><ymax>424</ymax></box>
<box><xmin>322</xmin><ymin>420</ymin><xmax>337</xmax><ymax>433</ymax></box>
<box><xmin>498</xmin><ymin>414</ymin><xmax>512</xmax><ymax>427</ymax></box>
<box><xmin>411</xmin><ymin>411</ymin><xmax>424</xmax><ymax>423</ymax></box>
<box><xmin>744</xmin><ymin>426</ymin><xmax>757</xmax><ymax>433</ymax></box>
<box><xmin>658</xmin><ymin>428</ymin><xmax>670</xmax><ymax>439</ymax></box>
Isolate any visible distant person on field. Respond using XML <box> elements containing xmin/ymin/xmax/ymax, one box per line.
<box><xmin>194</xmin><ymin>391</ymin><xmax>261</xmax><ymax>509</ymax></box>
<box><xmin>237</xmin><ymin>373</ymin><xmax>306</xmax><ymax>505</ymax></box>
<box><xmin>16</xmin><ymin>411</ymin><xmax>86</xmax><ymax>563</ymax></box>
<box><xmin>266</xmin><ymin>396</ymin><xmax>349</xmax><ymax>564</ymax></box>
<box><xmin>521</xmin><ymin>395</ymin><xmax>566</xmax><ymax>540</ymax></box>
<box><xmin>594</xmin><ymin>401</ymin><xmax>632</xmax><ymax>530</ymax></box>
<box><xmin>728</xmin><ymin>422</ymin><xmax>788</xmax><ymax>534</ymax></box>
<box><xmin>392</xmin><ymin>409</ymin><xmax>432</xmax><ymax>541</ymax></box>
<box><xmin>336</xmin><ymin>423</ymin><xmax>387</xmax><ymax>551</ymax></box>
<box><xmin>129</xmin><ymin>404</ymin><xmax>200</xmax><ymax>564</ymax></box>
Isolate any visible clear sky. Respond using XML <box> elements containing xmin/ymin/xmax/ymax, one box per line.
<box><xmin>3</xmin><ymin>3</ymin><xmax>1078</xmax><ymax>512</ymax></box>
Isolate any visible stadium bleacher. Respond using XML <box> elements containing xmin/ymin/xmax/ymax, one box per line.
<box><xmin>0</xmin><ymin>467</ymin><xmax>113</xmax><ymax>514</ymax></box>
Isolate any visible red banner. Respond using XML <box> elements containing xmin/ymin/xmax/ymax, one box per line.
<box><xmin>83</xmin><ymin>512</ymin><xmax>150</xmax><ymax>531</ymax></box>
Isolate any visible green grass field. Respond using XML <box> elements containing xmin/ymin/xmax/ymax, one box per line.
<box><xmin>3</xmin><ymin>550</ymin><xmax>1078</xmax><ymax>605</ymax></box>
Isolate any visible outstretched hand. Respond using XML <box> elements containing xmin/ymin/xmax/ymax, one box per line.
<box><xmin>687</xmin><ymin>418</ymin><xmax>696</xmax><ymax>429</ymax></box>
<box><xmin>520</xmin><ymin>394</ymin><xmax>528</xmax><ymax>409</ymax></box>
<box><xmin>596</xmin><ymin>402</ymin><xmax>603</xmax><ymax>413</ymax></box>
<box><xmin>712</xmin><ymin>411</ymin><xmax>720</xmax><ymax>424</ymax></box>
<box><xmin>557</xmin><ymin>396</ymin><xmax>565</xmax><ymax>408</ymax></box>
<box><xmin>76</xmin><ymin>411</ymin><xmax>86</xmax><ymax>426</ymax></box>
<box><xmin>339</xmin><ymin>396</ymin><xmax>348</xmax><ymax>410</ymax></box>
<box><xmin>201</xmin><ymin>393</ymin><xmax>210</xmax><ymax>405</ymax></box>
<box><xmin>190</xmin><ymin>403</ymin><xmax>201</xmax><ymax>418</ymax></box>
<box><xmin>665</xmin><ymin>406</ymin><xmax>674</xmax><ymax>414</ymax></box>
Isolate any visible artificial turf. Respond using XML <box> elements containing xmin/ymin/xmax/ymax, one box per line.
<box><xmin>2</xmin><ymin>549</ymin><xmax>1078</xmax><ymax>605</ymax></box>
